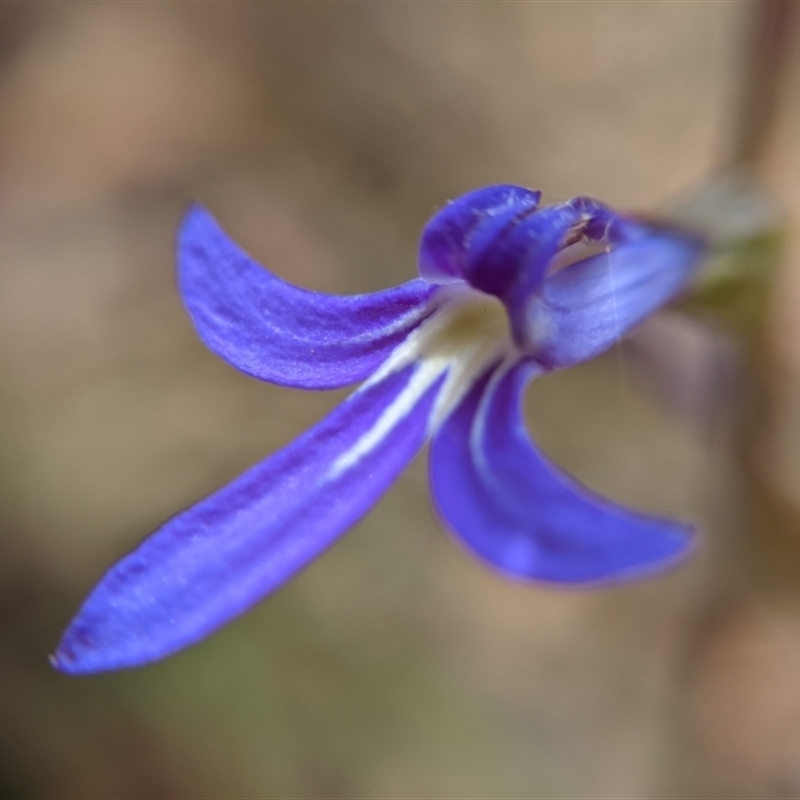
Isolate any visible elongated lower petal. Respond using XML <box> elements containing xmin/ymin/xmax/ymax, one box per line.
<box><xmin>54</xmin><ymin>365</ymin><xmax>443</xmax><ymax>674</ymax></box>
<box><xmin>180</xmin><ymin>205</ymin><xmax>438</xmax><ymax>389</ymax></box>
<box><xmin>429</xmin><ymin>362</ymin><xmax>694</xmax><ymax>584</ymax></box>
<box><xmin>533</xmin><ymin>223</ymin><xmax>705</xmax><ymax>369</ymax></box>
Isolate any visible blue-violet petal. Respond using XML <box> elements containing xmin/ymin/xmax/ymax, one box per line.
<box><xmin>180</xmin><ymin>205</ymin><xmax>438</xmax><ymax>389</ymax></box>
<box><xmin>534</xmin><ymin>223</ymin><xmax>705</xmax><ymax>369</ymax></box>
<box><xmin>420</xmin><ymin>189</ymin><xmax>634</xmax><ymax>354</ymax></box>
<box><xmin>429</xmin><ymin>362</ymin><xmax>695</xmax><ymax>584</ymax></box>
<box><xmin>54</xmin><ymin>365</ymin><xmax>443</xmax><ymax>673</ymax></box>
<box><xmin>418</xmin><ymin>184</ymin><xmax>541</xmax><ymax>284</ymax></box>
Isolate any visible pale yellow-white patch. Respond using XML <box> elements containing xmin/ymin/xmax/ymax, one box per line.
<box><xmin>328</xmin><ymin>287</ymin><xmax>513</xmax><ymax>479</ymax></box>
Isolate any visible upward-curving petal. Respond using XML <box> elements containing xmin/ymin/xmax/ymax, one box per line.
<box><xmin>429</xmin><ymin>361</ymin><xmax>694</xmax><ymax>584</ymax></box>
<box><xmin>180</xmin><ymin>205</ymin><xmax>439</xmax><ymax>389</ymax></box>
<box><xmin>419</xmin><ymin>190</ymin><xmax>636</xmax><ymax>355</ymax></box>
<box><xmin>53</xmin><ymin>364</ymin><xmax>444</xmax><ymax>674</ymax></box>
<box><xmin>418</xmin><ymin>184</ymin><xmax>542</xmax><ymax>284</ymax></box>
<box><xmin>531</xmin><ymin>222</ymin><xmax>706</xmax><ymax>370</ymax></box>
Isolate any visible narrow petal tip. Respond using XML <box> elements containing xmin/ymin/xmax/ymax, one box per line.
<box><xmin>49</xmin><ymin>651</ymin><xmax>92</xmax><ymax>676</ymax></box>
<box><xmin>50</xmin><ymin>619</ymin><xmax>138</xmax><ymax>675</ymax></box>
<box><xmin>50</xmin><ymin>633</ymin><xmax>106</xmax><ymax>676</ymax></box>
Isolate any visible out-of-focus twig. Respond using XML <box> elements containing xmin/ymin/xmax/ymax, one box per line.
<box><xmin>727</xmin><ymin>0</ymin><xmax>798</xmax><ymax>171</ymax></box>
<box><xmin>729</xmin><ymin>1</ymin><xmax>800</xmax><ymax>580</ymax></box>
<box><xmin>670</xmin><ymin>7</ymin><xmax>800</xmax><ymax>794</ymax></box>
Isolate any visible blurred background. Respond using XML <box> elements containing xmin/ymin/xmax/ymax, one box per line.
<box><xmin>2</xmin><ymin>1</ymin><xmax>800</xmax><ymax>797</ymax></box>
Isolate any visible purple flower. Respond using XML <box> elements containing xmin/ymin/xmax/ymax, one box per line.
<box><xmin>53</xmin><ymin>185</ymin><xmax>705</xmax><ymax>674</ymax></box>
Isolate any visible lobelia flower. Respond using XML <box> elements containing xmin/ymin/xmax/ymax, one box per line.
<box><xmin>52</xmin><ymin>185</ymin><xmax>706</xmax><ymax>674</ymax></box>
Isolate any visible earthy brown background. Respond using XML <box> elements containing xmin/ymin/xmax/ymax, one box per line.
<box><xmin>1</xmin><ymin>2</ymin><xmax>799</xmax><ymax>797</ymax></box>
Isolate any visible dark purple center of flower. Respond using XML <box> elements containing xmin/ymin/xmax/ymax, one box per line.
<box><xmin>419</xmin><ymin>187</ymin><xmax>632</xmax><ymax>354</ymax></box>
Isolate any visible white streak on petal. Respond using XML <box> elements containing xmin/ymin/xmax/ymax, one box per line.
<box><xmin>329</xmin><ymin>286</ymin><xmax>517</xmax><ymax>479</ymax></box>
<box><xmin>428</xmin><ymin>337</ymin><xmax>510</xmax><ymax>433</ymax></box>
<box><xmin>328</xmin><ymin>358</ymin><xmax>448</xmax><ymax>478</ymax></box>
<box><xmin>469</xmin><ymin>354</ymin><xmax>528</xmax><ymax>479</ymax></box>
